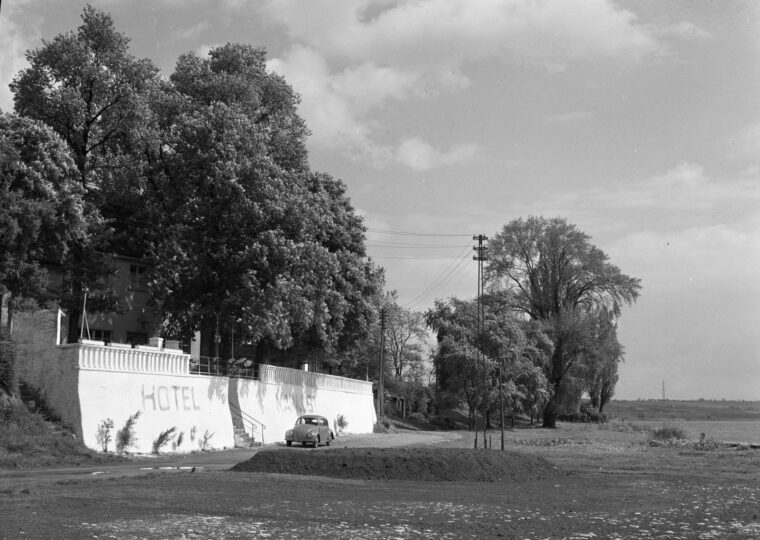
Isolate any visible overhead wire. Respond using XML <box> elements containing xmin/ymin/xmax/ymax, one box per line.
<box><xmin>364</xmin><ymin>227</ymin><xmax>480</xmax><ymax>310</ymax></box>
<box><xmin>367</xmin><ymin>227</ymin><xmax>472</xmax><ymax>238</ymax></box>
<box><xmin>400</xmin><ymin>245</ymin><xmax>474</xmax><ymax>310</ymax></box>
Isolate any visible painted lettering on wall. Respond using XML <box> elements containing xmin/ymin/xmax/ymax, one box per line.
<box><xmin>142</xmin><ymin>385</ymin><xmax>201</xmax><ymax>411</ymax></box>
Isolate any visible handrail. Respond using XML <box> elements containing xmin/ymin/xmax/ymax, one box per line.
<box><xmin>228</xmin><ymin>400</ymin><xmax>266</xmax><ymax>444</ymax></box>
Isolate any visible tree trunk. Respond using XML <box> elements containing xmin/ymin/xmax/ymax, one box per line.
<box><xmin>542</xmin><ymin>404</ymin><xmax>557</xmax><ymax>428</ymax></box>
<box><xmin>67</xmin><ymin>308</ymin><xmax>82</xmax><ymax>345</ymax></box>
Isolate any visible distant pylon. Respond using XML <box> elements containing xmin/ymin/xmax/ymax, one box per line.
<box><xmin>662</xmin><ymin>380</ymin><xmax>666</xmax><ymax>400</ymax></box>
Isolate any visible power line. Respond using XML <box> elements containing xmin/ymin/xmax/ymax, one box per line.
<box><xmin>402</xmin><ymin>246</ymin><xmax>473</xmax><ymax>309</ymax></box>
<box><xmin>367</xmin><ymin>244</ymin><xmax>471</xmax><ymax>250</ymax></box>
<box><xmin>367</xmin><ymin>228</ymin><xmax>473</xmax><ymax>238</ymax></box>
<box><xmin>371</xmin><ymin>255</ymin><xmax>469</xmax><ymax>260</ymax></box>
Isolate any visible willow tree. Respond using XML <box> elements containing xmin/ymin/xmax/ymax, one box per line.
<box><xmin>487</xmin><ymin>216</ymin><xmax>641</xmax><ymax>427</ymax></box>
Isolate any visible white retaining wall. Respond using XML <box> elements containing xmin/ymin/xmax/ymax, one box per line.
<box><xmin>13</xmin><ymin>311</ymin><xmax>376</xmax><ymax>454</ymax></box>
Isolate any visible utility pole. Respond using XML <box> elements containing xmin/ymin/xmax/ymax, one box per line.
<box><xmin>473</xmin><ymin>234</ymin><xmax>488</xmax><ymax>447</ymax></box>
<box><xmin>378</xmin><ymin>307</ymin><xmax>387</xmax><ymax>421</ymax></box>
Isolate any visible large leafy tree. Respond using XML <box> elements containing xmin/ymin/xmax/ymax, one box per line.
<box><xmin>0</xmin><ymin>114</ymin><xmax>85</xmax><ymax>394</ymax></box>
<box><xmin>10</xmin><ymin>6</ymin><xmax>160</xmax><ymax>343</ymax></box>
<box><xmin>148</xmin><ymin>44</ymin><xmax>382</xmax><ymax>363</ymax></box>
<box><xmin>487</xmin><ymin>216</ymin><xmax>641</xmax><ymax>427</ymax></box>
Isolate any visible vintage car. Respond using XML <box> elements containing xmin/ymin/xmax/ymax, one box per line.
<box><xmin>285</xmin><ymin>414</ymin><xmax>334</xmax><ymax>447</ymax></box>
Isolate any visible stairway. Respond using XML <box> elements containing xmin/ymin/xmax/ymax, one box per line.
<box><xmin>234</xmin><ymin>427</ymin><xmax>262</xmax><ymax>448</ymax></box>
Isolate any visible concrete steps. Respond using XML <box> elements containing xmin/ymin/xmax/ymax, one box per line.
<box><xmin>234</xmin><ymin>427</ymin><xmax>262</xmax><ymax>448</ymax></box>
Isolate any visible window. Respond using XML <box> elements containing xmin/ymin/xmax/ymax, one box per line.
<box><xmin>129</xmin><ymin>264</ymin><xmax>148</xmax><ymax>290</ymax></box>
<box><xmin>126</xmin><ymin>332</ymin><xmax>148</xmax><ymax>346</ymax></box>
<box><xmin>89</xmin><ymin>329</ymin><xmax>112</xmax><ymax>343</ymax></box>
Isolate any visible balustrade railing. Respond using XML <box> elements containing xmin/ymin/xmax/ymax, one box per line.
<box><xmin>73</xmin><ymin>342</ymin><xmax>370</xmax><ymax>393</ymax></box>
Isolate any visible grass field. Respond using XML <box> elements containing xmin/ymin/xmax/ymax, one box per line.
<box><xmin>605</xmin><ymin>399</ymin><xmax>760</xmax><ymax>421</ymax></box>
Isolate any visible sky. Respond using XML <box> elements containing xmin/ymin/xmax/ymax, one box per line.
<box><xmin>1</xmin><ymin>0</ymin><xmax>759</xmax><ymax>400</ymax></box>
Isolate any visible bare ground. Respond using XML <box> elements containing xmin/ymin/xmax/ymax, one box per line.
<box><xmin>2</xmin><ymin>425</ymin><xmax>760</xmax><ymax>539</ymax></box>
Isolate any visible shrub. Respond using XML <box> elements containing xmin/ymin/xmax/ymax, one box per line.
<box><xmin>152</xmin><ymin>427</ymin><xmax>176</xmax><ymax>454</ymax></box>
<box><xmin>373</xmin><ymin>419</ymin><xmax>396</xmax><ymax>433</ymax></box>
<box><xmin>558</xmin><ymin>402</ymin><xmax>607</xmax><ymax>423</ymax></box>
<box><xmin>115</xmin><ymin>411</ymin><xmax>141</xmax><ymax>454</ymax></box>
<box><xmin>651</xmin><ymin>423</ymin><xmax>688</xmax><ymax>441</ymax></box>
<box><xmin>96</xmin><ymin>419</ymin><xmax>115</xmax><ymax>452</ymax></box>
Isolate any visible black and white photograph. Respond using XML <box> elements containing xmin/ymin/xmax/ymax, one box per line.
<box><xmin>1</xmin><ymin>1</ymin><xmax>758</xmax><ymax>538</ymax></box>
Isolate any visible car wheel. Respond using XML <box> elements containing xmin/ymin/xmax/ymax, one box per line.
<box><xmin>313</xmin><ymin>436</ymin><xmax>319</xmax><ymax>448</ymax></box>
<box><xmin>325</xmin><ymin>437</ymin><xmax>330</xmax><ymax>446</ymax></box>
<box><xmin>286</xmin><ymin>440</ymin><xmax>292</xmax><ymax>447</ymax></box>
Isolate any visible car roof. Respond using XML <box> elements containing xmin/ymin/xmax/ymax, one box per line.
<box><xmin>299</xmin><ymin>414</ymin><xmax>326</xmax><ymax>420</ymax></box>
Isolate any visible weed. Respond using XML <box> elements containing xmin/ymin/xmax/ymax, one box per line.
<box><xmin>373</xmin><ymin>419</ymin><xmax>396</xmax><ymax>433</ymax></box>
<box><xmin>96</xmin><ymin>418</ymin><xmax>115</xmax><ymax>452</ymax></box>
<box><xmin>115</xmin><ymin>411</ymin><xmax>141</xmax><ymax>454</ymax></box>
<box><xmin>176</xmin><ymin>431</ymin><xmax>184</xmax><ymax>448</ymax></box>
<box><xmin>651</xmin><ymin>423</ymin><xmax>689</xmax><ymax>441</ymax></box>
<box><xmin>336</xmin><ymin>414</ymin><xmax>348</xmax><ymax>434</ymax></box>
<box><xmin>199</xmin><ymin>429</ymin><xmax>214</xmax><ymax>451</ymax></box>
<box><xmin>600</xmin><ymin>420</ymin><xmax>651</xmax><ymax>433</ymax></box>
<box><xmin>190</xmin><ymin>425</ymin><xmax>197</xmax><ymax>442</ymax></box>
<box><xmin>694</xmin><ymin>432</ymin><xmax>723</xmax><ymax>451</ymax></box>
<box><xmin>152</xmin><ymin>427</ymin><xmax>177</xmax><ymax>454</ymax></box>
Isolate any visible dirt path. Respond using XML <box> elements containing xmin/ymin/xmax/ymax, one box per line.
<box><xmin>0</xmin><ymin>430</ymin><xmax>460</xmax><ymax>489</ymax></box>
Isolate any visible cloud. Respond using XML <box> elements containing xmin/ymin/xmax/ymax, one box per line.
<box><xmin>261</xmin><ymin>0</ymin><xmax>682</xmax><ymax>168</ymax></box>
<box><xmin>724</xmin><ymin>120</ymin><xmax>760</xmax><ymax>159</ymax></box>
<box><xmin>0</xmin><ymin>2</ymin><xmax>40</xmax><ymax>112</ymax></box>
<box><xmin>650</xmin><ymin>20</ymin><xmax>711</xmax><ymax>40</ymax></box>
<box><xmin>195</xmin><ymin>43</ymin><xmax>223</xmax><ymax>58</ymax></box>
<box><xmin>609</xmin><ymin>219</ymin><xmax>760</xmax><ymax>294</ymax></box>
<box><xmin>268</xmin><ymin>46</ymin><xmax>392</xmax><ymax>165</ymax></box>
<box><xmin>395</xmin><ymin>137</ymin><xmax>478</xmax><ymax>171</ymax></box>
<box><xmin>171</xmin><ymin>22</ymin><xmax>209</xmax><ymax>41</ymax></box>
<box><xmin>537</xmin><ymin>162</ymin><xmax>759</xmax><ymax>216</ymax></box>
<box><xmin>544</xmin><ymin>110</ymin><xmax>594</xmax><ymax>124</ymax></box>
<box><xmin>262</xmin><ymin>0</ymin><xmax>663</xmax><ymax>66</ymax></box>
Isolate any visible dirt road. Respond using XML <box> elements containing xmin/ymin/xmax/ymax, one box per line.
<box><xmin>2</xmin><ymin>428</ymin><xmax>759</xmax><ymax>539</ymax></box>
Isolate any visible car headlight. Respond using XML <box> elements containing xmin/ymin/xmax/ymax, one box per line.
<box><xmin>306</xmin><ymin>429</ymin><xmax>316</xmax><ymax>438</ymax></box>
<box><xmin>286</xmin><ymin>429</ymin><xmax>293</xmax><ymax>437</ymax></box>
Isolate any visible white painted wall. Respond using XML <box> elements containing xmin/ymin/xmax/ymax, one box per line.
<box><xmin>234</xmin><ymin>365</ymin><xmax>376</xmax><ymax>444</ymax></box>
<box><xmin>14</xmin><ymin>312</ymin><xmax>376</xmax><ymax>454</ymax></box>
<box><xmin>78</xmin><ymin>369</ymin><xmax>234</xmax><ymax>453</ymax></box>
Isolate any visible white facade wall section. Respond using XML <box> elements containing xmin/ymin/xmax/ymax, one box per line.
<box><xmin>14</xmin><ymin>312</ymin><xmax>376</xmax><ymax>453</ymax></box>
<box><xmin>233</xmin><ymin>365</ymin><xmax>376</xmax><ymax>444</ymax></box>
<box><xmin>78</xmin><ymin>370</ymin><xmax>234</xmax><ymax>453</ymax></box>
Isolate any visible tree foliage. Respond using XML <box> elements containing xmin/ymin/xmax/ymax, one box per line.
<box><xmin>145</xmin><ymin>44</ymin><xmax>382</xmax><ymax>359</ymax></box>
<box><xmin>10</xmin><ymin>6</ymin><xmax>161</xmax><ymax>343</ymax></box>
<box><xmin>382</xmin><ymin>293</ymin><xmax>427</xmax><ymax>379</ymax></box>
<box><xmin>487</xmin><ymin>216</ymin><xmax>641</xmax><ymax>427</ymax></box>
<box><xmin>426</xmin><ymin>293</ymin><xmax>550</xmax><ymax>430</ymax></box>
<box><xmin>0</xmin><ymin>113</ymin><xmax>85</xmax><ymax>394</ymax></box>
